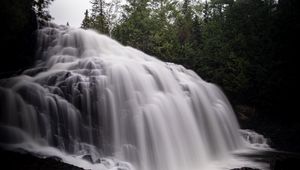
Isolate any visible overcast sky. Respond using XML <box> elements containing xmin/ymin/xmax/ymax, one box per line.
<box><xmin>50</xmin><ymin>0</ymin><xmax>91</xmax><ymax>27</ymax></box>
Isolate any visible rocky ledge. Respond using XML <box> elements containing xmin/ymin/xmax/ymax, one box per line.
<box><xmin>0</xmin><ymin>148</ymin><xmax>83</xmax><ymax>170</ymax></box>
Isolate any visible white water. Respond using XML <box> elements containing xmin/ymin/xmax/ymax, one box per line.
<box><xmin>0</xmin><ymin>24</ymin><xmax>269</xmax><ymax>170</ymax></box>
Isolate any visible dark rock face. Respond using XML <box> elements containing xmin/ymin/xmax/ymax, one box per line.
<box><xmin>0</xmin><ymin>149</ymin><xmax>84</xmax><ymax>170</ymax></box>
<box><xmin>0</xmin><ymin>0</ymin><xmax>38</xmax><ymax>78</ymax></box>
<box><xmin>271</xmin><ymin>157</ymin><xmax>300</xmax><ymax>170</ymax></box>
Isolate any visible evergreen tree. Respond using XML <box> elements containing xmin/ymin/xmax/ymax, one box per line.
<box><xmin>172</xmin><ymin>0</ymin><xmax>194</xmax><ymax>67</ymax></box>
<box><xmin>81</xmin><ymin>9</ymin><xmax>92</xmax><ymax>29</ymax></box>
<box><xmin>112</xmin><ymin>0</ymin><xmax>153</xmax><ymax>52</ymax></box>
<box><xmin>90</xmin><ymin>0</ymin><xmax>110</xmax><ymax>34</ymax></box>
<box><xmin>105</xmin><ymin>0</ymin><xmax>122</xmax><ymax>36</ymax></box>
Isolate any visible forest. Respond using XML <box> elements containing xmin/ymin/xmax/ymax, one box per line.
<box><xmin>0</xmin><ymin>0</ymin><xmax>299</xmax><ymax>163</ymax></box>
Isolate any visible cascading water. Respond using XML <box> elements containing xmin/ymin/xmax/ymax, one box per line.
<box><xmin>0</xmin><ymin>24</ymin><xmax>269</xmax><ymax>170</ymax></box>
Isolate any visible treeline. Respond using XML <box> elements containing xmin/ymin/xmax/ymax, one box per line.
<box><xmin>81</xmin><ymin>0</ymin><xmax>299</xmax><ymax>122</ymax></box>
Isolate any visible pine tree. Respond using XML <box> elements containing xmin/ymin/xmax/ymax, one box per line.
<box><xmin>81</xmin><ymin>9</ymin><xmax>91</xmax><ymax>29</ymax></box>
<box><xmin>90</xmin><ymin>0</ymin><xmax>109</xmax><ymax>34</ymax></box>
<box><xmin>112</xmin><ymin>0</ymin><xmax>153</xmax><ymax>51</ymax></box>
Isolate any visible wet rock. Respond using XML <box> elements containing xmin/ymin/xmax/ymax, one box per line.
<box><xmin>0</xmin><ymin>148</ymin><xmax>84</xmax><ymax>170</ymax></box>
<box><xmin>82</xmin><ymin>154</ymin><xmax>93</xmax><ymax>163</ymax></box>
<box><xmin>230</xmin><ymin>167</ymin><xmax>260</xmax><ymax>170</ymax></box>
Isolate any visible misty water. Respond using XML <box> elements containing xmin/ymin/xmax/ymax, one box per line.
<box><xmin>0</xmin><ymin>24</ymin><xmax>271</xmax><ymax>170</ymax></box>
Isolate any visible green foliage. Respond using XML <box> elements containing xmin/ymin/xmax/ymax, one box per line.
<box><xmin>82</xmin><ymin>0</ymin><xmax>110</xmax><ymax>34</ymax></box>
<box><xmin>113</xmin><ymin>0</ymin><xmax>154</xmax><ymax>52</ymax></box>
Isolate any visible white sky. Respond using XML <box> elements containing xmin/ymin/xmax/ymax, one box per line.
<box><xmin>49</xmin><ymin>0</ymin><xmax>91</xmax><ymax>27</ymax></box>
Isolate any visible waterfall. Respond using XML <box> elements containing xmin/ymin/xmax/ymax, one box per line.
<box><xmin>0</xmin><ymin>24</ymin><xmax>268</xmax><ymax>170</ymax></box>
